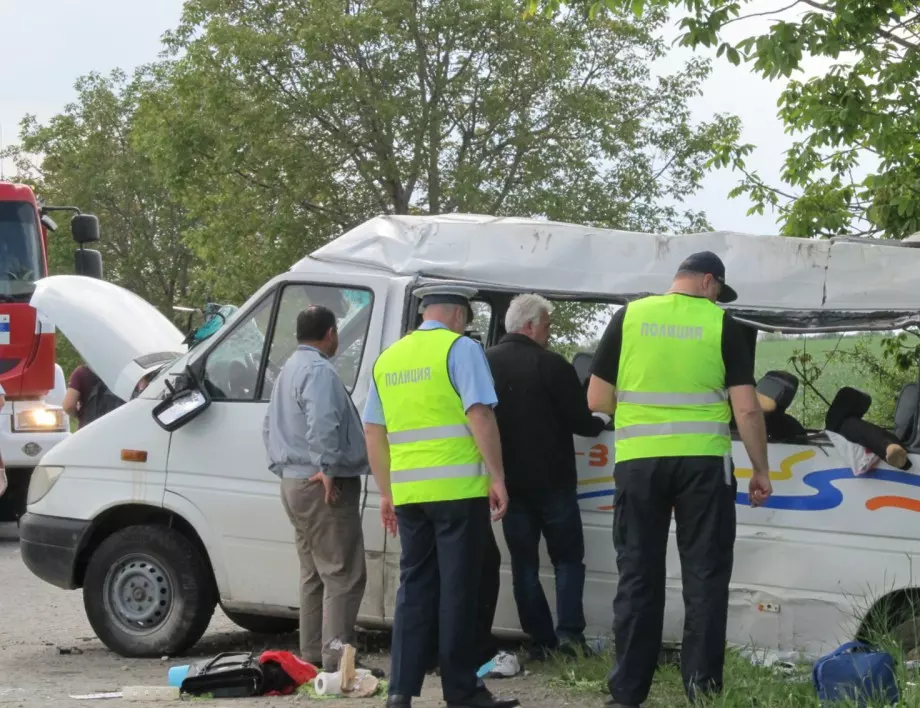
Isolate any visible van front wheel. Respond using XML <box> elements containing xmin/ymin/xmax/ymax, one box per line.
<box><xmin>83</xmin><ymin>525</ymin><xmax>216</xmax><ymax>658</ymax></box>
<box><xmin>224</xmin><ymin>610</ymin><xmax>298</xmax><ymax>635</ymax></box>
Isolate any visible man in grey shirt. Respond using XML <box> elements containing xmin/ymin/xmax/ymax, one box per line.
<box><xmin>263</xmin><ymin>305</ymin><xmax>369</xmax><ymax>671</ymax></box>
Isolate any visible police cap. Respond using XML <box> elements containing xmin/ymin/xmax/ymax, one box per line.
<box><xmin>676</xmin><ymin>251</ymin><xmax>738</xmax><ymax>304</ymax></box>
<box><xmin>414</xmin><ymin>284</ymin><xmax>477</xmax><ymax>320</ymax></box>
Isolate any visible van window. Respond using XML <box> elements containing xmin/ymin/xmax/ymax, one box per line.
<box><xmin>202</xmin><ymin>294</ymin><xmax>274</xmax><ymax>401</ymax></box>
<box><xmin>260</xmin><ymin>283</ymin><xmax>373</xmax><ymax>400</ymax></box>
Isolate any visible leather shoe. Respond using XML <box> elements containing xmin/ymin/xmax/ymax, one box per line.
<box><xmin>446</xmin><ymin>689</ymin><xmax>521</xmax><ymax>708</ymax></box>
<box><xmin>386</xmin><ymin>695</ymin><xmax>412</xmax><ymax>707</ymax></box>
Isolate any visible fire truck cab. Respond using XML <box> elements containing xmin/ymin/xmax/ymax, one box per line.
<box><xmin>0</xmin><ymin>181</ymin><xmax>102</xmax><ymax>521</ymax></box>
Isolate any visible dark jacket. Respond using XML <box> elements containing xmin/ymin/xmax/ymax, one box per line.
<box><xmin>486</xmin><ymin>334</ymin><xmax>605</xmax><ymax>497</ymax></box>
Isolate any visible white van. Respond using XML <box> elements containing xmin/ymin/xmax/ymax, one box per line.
<box><xmin>19</xmin><ymin>214</ymin><xmax>920</xmax><ymax>660</ymax></box>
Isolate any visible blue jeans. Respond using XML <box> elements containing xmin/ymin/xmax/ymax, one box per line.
<box><xmin>501</xmin><ymin>489</ymin><xmax>587</xmax><ymax>651</ymax></box>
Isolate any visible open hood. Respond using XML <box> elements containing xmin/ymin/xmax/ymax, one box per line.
<box><xmin>31</xmin><ymin>276</ymin><xmax>185</xmax><ymax>401</ymax></box>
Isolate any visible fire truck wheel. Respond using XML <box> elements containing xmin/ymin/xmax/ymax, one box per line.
<box><xmin>83</xmin><ymin>524</ymin><xmax>216</xmax><ymax>657</ymax></box>
<box><xmin>223</xmin><ymin>610</ymin><xmax>298</xmax><ymax>635</ymax></box>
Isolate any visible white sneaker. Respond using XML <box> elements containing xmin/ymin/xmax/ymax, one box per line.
<box><xmin>477</xmin><ymin>651</ymin><xmax>521</xmax><ymax>679</ymax></box>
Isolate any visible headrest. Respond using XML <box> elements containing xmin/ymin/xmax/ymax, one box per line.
<box><xmin>825</xmin><ymin>386</ymin><xmax>872</xmax><ymax>432</ymax></box>
<box><xmin>756</xmin><ymin>370</ymin><xmax>799</xmax><ymax>415</ymax></box>
<box><xmin>894</xmin><ymin>382</ymin><xmax>919</xmax><ymax>443</ymax></box>
<box><xmin>572</xmin><ymin>352</ymin><xmax>593</xmax><ymax>387</ymax></box>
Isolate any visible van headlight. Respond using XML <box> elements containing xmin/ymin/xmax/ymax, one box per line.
<box><xmin>27</xmin><ymin>465</ymin><xmax>65</xmax><ymax>505</ymax></box>
<box><xmin>12</xmin><ymin>406</ymin><xmax>67</xmax><ymax>433</ymax></box>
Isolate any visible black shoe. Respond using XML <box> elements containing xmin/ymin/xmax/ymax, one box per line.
<box><xmin>446</xmin><ymin>690</ymin><xmax>520</xmax><ymax>708</ymax></box>
<box><xmin>386</xmin><ymin>695</ymin><xmax>412</xmax><ymax>707</ymax></box>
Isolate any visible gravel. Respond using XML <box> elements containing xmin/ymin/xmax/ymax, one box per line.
<box><xmin>0</xmin><ymin>523</ymin><xmax>601</xmax><ymax>707</ymax></box>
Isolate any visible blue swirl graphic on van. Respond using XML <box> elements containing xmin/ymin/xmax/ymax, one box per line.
<box><xmin>576</xmin><ymin>452</ymin><xmax>920</xmax><ymax>512</ymax></box>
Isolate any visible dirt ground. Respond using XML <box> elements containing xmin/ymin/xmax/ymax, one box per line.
<box><xmin>0</xmin><ymin>523</ymin><xmax>603</xmax><ymax>707</ymax></box>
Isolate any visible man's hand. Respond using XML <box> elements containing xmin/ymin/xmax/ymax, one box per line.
<box><xmin>749</xmin><ymin>470</ymin><xmax>773</xmax><ymax>508</ymax></box>
<box><xmin>0</xmin><ymin>394</ymin><xmax>5</xmax><ymax>412</ymax></box>
<box><xmin>309</xmin><ymin>471</ymin><xmax>339</xmax><ymax>505</ymax></box>
<box><xmin>489</xmin><ymin>479</ymin><xmax>509</xmax><ymax>521</ymax></box>
<box><xmin>380</xmin><ymin>495</ymin><xmax>397</xmax><ymax>537</ymax></box>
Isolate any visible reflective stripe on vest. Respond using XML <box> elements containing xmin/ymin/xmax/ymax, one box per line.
<box><xmin>616</xmin><ymin>390</ymin><xmax>728</xmax><ymax>406</ymax></box>
<box><xmin>614</xmin><ymin>294</ymin><xmax>732</xmax><ymax>462</ymax></box>
<box><xmin>373</xmin><ymin>327</ymin><xmax>488</xmax><ymax>506</ymax></box>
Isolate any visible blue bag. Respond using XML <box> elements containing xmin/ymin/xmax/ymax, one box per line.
<box><xmin>812</xmin><ymin>641</ymin><xmax>899</xmax><ymax>707</ymax></box>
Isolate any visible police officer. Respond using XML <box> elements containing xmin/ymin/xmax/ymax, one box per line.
<box><xmin>586</xmin><ymin>252</ymin><xmax>773</xmax><ymax>707</ymax></box>
<box><xmin>363</xmin><ymin>285</ymin><xmax>519</xmax><ymax>708</ymax></box>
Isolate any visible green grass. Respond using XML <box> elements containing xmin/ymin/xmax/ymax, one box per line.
<box><xmin>537</xmin><ymin>645</ymin><xmax>920</xmax><ymax>707</ymax></box>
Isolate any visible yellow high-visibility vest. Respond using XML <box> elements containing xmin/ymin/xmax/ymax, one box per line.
<box><xmin>614</xmin><ymin>294</ymin><xmax>731</xmax><ymax>462</ymax></box>
<box><xmin>373</xmin><ymin>327</ymin><xmax>489</xmax><ymax>505</ymax></box>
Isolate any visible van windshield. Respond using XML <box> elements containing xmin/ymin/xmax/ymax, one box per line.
<box><xmin>0</xmin><ymin>201</ymin><xmax>44</xmax><ymax>300</ymax></box>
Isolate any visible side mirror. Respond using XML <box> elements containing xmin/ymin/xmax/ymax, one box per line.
<box><xmin>74</xmin><ymin>249</ymin><xmax>103</xmax><ymax>279</ymax></box>
<box><xmin>71</xmin><ymin>214</ymin><xmax>100</xmax><ymax>244</ymax></box>
<box><xmin>152</xmin><ymin>386</ymin><xmax>211</xmax><ymax>432</ymax></box>
<box><xmin>41</xmin><ymin>214</ymin><xmax>58</xmax><ymax>232</ymax></box>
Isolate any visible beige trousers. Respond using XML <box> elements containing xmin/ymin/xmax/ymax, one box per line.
<box><xmin>281</xmin><ymin>476</ymin><xmax>367</xmax><ymax>670</ymax></box>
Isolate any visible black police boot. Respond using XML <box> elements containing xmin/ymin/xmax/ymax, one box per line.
<box><xmin>386</xmin><ymin>695</ymin><xmax>412</xmax><ymax>707</ymax></box>
<box><xmin>445</xmin><ymin>688</ymin><xmax>520</xmax><ymax>708</ymax></box>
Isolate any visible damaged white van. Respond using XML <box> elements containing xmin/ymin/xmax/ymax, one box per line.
<box><xmin>19</xmin><ymin>214</ymin><xmax>920</xmax><ymax>661</ymax></box>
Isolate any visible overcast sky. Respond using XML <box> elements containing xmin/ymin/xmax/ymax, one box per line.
<box><xmin>0</xmin><ymin>0</ymin><xmax>817</xmax><ymax>237</ymax></box>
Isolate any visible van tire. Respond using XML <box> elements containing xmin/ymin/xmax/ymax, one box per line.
<box><xmin>83</xmin><ymin>524</ymin><xmax>216</xmax><ymax>658</ymax></box>
<box><xmin>224</xmin><ymin>610</ymin><xmax>298</xmax><ymax>635</ymax></box>
<box><xmin>892</xmin><ymin>618</ymin><xmax>920</xmax><ymax>660</ymax></box>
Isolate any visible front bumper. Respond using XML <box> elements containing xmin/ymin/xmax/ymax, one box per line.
<box><xmin>19</xmin><ymin>512</ymin><xmax>90</xmax><ymax>590</ymax></box>
<box><xmin>0</xmin><ymin>411</ymin><xmax>69</xmax><ymax>468</ymax></box>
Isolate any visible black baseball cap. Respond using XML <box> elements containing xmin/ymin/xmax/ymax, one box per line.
<box><xmin>676</xmin><ymin>251</ymin><xmax>738</xmax><ymax>303</ymax></box>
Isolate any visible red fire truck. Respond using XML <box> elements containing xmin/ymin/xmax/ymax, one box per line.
<box><xmin>0</xmin><ymin>181</ymin><xmax>102</xmax><ymax>521</ymax></box>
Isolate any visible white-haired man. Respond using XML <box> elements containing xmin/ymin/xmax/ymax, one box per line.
<box><xmin>486</xmin><ymin>293</ymin><xmax>607</xmax><ymax>660</ymax></box>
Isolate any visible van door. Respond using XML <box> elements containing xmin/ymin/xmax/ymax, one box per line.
<box><xmin>162</xmin><ymin>275</ymin><xmax>389</xmax><ymax>619</ymax></box>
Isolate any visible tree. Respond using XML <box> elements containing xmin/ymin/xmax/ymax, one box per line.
<box><xmin>133</xmin><ymin>0</ymin><xmax>743</xmax><ymax>309</ymax></box>
<box><xmin>569</xmin><ymin>0</ymin><xmax>920</xmax><ymax>240</ymax></box>
<box><xmin>4</xmin><ymin>70</ymin><xmax>203</xmax><ymax>314</ymax></box>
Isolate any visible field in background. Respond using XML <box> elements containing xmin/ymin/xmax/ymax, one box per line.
<box><xmin>754</xmin><ymin>334</ymin><xmax>899</xmax><ymax>429</ymax></box>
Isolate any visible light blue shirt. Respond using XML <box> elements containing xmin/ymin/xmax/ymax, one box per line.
<box><xmin>362</xmin><ymin>321</ymin><xmax>498</xmax><ymax>426</ymax></box>
<box><xmin>263</xmin><ymin>345</ymin><xmax>369</xmax><ymax>479</ymax></box>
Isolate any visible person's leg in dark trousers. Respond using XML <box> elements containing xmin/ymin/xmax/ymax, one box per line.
<box><xmin>673</xmin><ymin>456</ymin><xmax>737</xmax><ymax>702</ymax></box>
<box><xmin>538</xmin><ymin>488</ymin><xmax>587</xmax><ymax>646</ymax></box>
<box><xmin>607</xmin><ymin>458</ymin><xmax>673</xmax><ymax>707</ymax></box>
<box><xmin>424</xmin><ymin>524</ymin><xmax>501</xmax><ymax>674</ymax></box>
<box><xmin>390</xmin><ymin>504</ymin><xmax>439</xmax><ymax>699</ymax></box>
<box><xmin>502</xmin><ymin>495</ymin><xmax>558</xmax><ymax>652</ymax></box>
<box><xmin>429</xmin><ymin>497</ymin><xmax>490</xmax><ymax>703</ymax></box>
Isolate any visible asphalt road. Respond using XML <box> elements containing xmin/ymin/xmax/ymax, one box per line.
<box><xmin>0</xmin><ymin>523</ymin><xmax>593</xmax><ymax>707</ymax></box>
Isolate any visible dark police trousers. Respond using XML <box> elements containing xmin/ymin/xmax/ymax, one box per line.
<box><xmin>427</xmin><ymin>527</ymin><xmax>501</xmax><ymax>671</ymax></box>
<box><xmin>391</xmin><ymin>496</ymin><xmax>490</xmax><ymax>702</ymax></box>
<box><xmin>608</xmin><ymin>455</ymin><xmax>737</xmax><ymax>706</ymax></box>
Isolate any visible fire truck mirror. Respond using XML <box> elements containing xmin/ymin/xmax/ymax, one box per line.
<box><xmin>71</xmin><ymin>213</ymin><xmax>100</xmax><ymax>244</ymax></box>
<box><xmin>74</xmin><ymin>249</ymin><xmax>103</xmax><ymax>280</ymax></box>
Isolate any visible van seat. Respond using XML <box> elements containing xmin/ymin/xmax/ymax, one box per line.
<box><xmin>894</xmin><ymin>382</ymin><xmax>919</xmax><ymax>443</ymax></box>
<box><xmin>825</xmin><ymin>386</ymin><xmax>872</xmax><ymax>433</ymax></box>
<box><xmin>572</xmin><ymin>352</ymin><xmax>594</xmax><ymax>388</ymax></box>
<box><xmin>756</xmin><ymin>370</ymin><xmax>799</xmax><ymax>414</ymax></box>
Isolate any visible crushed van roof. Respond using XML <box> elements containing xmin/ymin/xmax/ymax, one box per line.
<box><xmin>304</xmin><ymin>214</ymin><xmax>920</xmax><ymax>315</ymax></box>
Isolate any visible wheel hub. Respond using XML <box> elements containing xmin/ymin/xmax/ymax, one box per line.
<box><xmin>106</xmin><ymin>555</ymin><xmax>173</xmax><ymax>632</ymax></box>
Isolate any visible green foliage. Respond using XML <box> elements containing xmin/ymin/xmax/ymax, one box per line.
<box><xmin>756</xmin><ymin>333</ymin><xmax>917</xmax><ymax>429</ymax></box>
<box><xmin>2</xmin><ymin>71</ymin><xmax>204</xmax><ymax>315</ymax></box>
<box><xmin>547</xmin><ymin>0</ymin><xmax>920</xmax><ymax>240</ymax></box>
<box><xmin>132</xmin><ymin>0</ymin><xmax>741</xmax><ymax>304</ymax></box>
<box><xmin>4</xmin><ymin>0</ymin><xmax>741</xmax><ymax>349</ymax></box>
